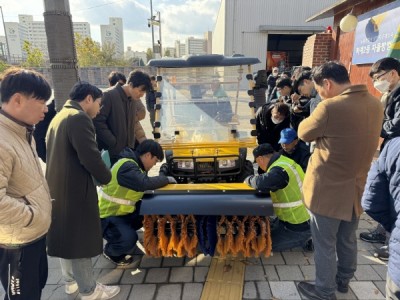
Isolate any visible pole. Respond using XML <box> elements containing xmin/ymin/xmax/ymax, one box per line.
<box><xmin>0</xmin><ymin>6</ymin><xmax>11</xmax><ymax>62</ymax></box>
<box><xmin>150</xmin><ymin>0</ymin><xmax>155</xmax><ymax>58</ymax></box>
<box><xmin>158</xmin><ymin>11</ymin><xmax>162</xmax><ymax>57</ymax></box>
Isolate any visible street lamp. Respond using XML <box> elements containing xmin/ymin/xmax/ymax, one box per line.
<box><xmin>152</xmin><ymin>11</ymin><xmax>162</xmax><ymax>57</ymax></box>
<box><xmin>147</xmin><ymin>1</ymin><xmax>162</xmax><ymax>58</ymax></box>
<box><xmin>0</xmin><ymin>6</ymin><xmax>11</xmax><ymax>62</ymax></box>
<box><xmin>157</xmin><ymin>11</ymin><xmax>162</xmax><ymax>57</ymax></box>
<box><xmin>148</xmin><ymin>0</ymin><xmax>155</xmax><ymax>58</ymax></box>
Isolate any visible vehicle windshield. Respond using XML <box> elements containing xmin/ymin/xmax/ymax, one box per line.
<box><xmin>156</xmin><ymin>65</ymin><xmax>256</xmax><ymax>149</ymax></box>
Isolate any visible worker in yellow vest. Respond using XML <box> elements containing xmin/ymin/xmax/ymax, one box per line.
<box><xmin>98</xmin><ymin>140</ymin><xmax>177</xmax><ymax>266</ymax></box>
<box><xmin>244</xmin><ymin>143</ymin><xmax>312</xmax><ymax>251</ymax></box>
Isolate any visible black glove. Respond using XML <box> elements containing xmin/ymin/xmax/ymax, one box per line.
<box><xmin>159</xmin><ymin>163</ymin><xmax>169</xmax><ymax>176</ymax></box>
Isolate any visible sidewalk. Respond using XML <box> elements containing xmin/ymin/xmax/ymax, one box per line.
<box><xmin>0</xmin><ymin>103</ymin><xmax>388</xmax><ymax>300</ymax></box>
<box><xmin>0</xmin><ymin>214</ymin><xmax>387</xmax><ymax>300</ymax></box>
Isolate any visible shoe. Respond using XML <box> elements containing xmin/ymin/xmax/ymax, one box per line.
<box><xmin>80</xmin><ymin>283</ymin><xmax>120</xmax><ymax>300</ymax></box>
<box><xmin>303</xmin><ymin>238</ymin><xmax>314</xmax><ymax>252</ymax></box>
<box><xmin>335</xmin><ymin>277</ymin><xmax>349</xmax><ymax>293</ymax></box>
<box><xmin>374</xmin><ymin>245</ymin><xmax>389</xmax><ymax>261</ymax></box>
<box><xmin>359</xmin><ymin>230</ymin><xmax>386</xmax><ymax>243</ymax></box>
<box><xmin>103</xmin><ymin>251</ymin><xmax>134</xmax><ymax>266</ymax></box>
<box><xmin>65</xmin><ymin>281</ymin><xmax>78</xmax><ymax>294</ymax></box>
<box><xmin>298</xmin><ymin>282</ymin><xmax>337</xmax><ymax>300</ymax></box>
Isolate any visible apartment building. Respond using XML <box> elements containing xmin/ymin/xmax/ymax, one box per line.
<box><xmin>100</xmin><ymin>17</ymin><xmax>124</xmax><ymax>58</ymax></box>
<box><xmin>3</xmin><ymin>14</ymin><xmax>90</xmax><ymax>60</ymax></box>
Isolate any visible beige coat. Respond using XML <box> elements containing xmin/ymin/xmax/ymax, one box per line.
<box><xmin>298</xmin><ymin>85</ymin><xmax>383</xmax><ymax>221</ymax></box>
<box><xmin>0</xmin><ymin>112</ymin><xmax>52</xmax><ymax>245</ymax></box>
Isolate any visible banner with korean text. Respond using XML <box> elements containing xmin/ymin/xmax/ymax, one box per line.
<box><xmin>352</xmin><ymin>0</ymin><xmax>400</xmax><ymax>65</ymax></box>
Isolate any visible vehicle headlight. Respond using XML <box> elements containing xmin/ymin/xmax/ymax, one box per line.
<box><xmin>176</xmin><ymin>161</ymin><xmax>194</xmax><ymax>169</ymax></box>
<box><xmin>218</xmin><ymin>159</ymin><xmax>237</xmax><ymax>169</ymax></box>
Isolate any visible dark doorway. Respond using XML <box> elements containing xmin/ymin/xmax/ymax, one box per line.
<box><xmin>267</xmin><ymin>34</ymin><xmax>311</xmax><ymax>71</ymax></box>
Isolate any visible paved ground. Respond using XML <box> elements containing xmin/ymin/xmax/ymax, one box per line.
<box><xmin>0</xmin><ymin>102</ymin><xmax>389</xmax><ymax>299</ymax></box>
<box><xmin>0</xmin><ymin>213</ymin><xmax>388</xmax><ymax>300</ymax></box>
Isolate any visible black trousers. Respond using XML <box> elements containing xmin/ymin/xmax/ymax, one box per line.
<box><xmin>0</xmin><ymin>237</ymin><xmax>48</xmax><ymax>300</ymax></box>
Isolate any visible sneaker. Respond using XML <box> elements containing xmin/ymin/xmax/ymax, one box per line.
<box><xmin>374</xmin><ymin>245</ymin><xmax>389</xmax><ymax>261</ymax></box>
<box><xmin>359</xmin><ymin>230</ymin><xmax>386</xmax><ymax>243</ymax></box>
<box><xmin>303</xmin><ymin>238</ymin><xmax>314</xmax><ymax>252</ymax></box>
<box><xmin>335</xmin><ymin>277</ymin><xmax>349</xmax><ymax>293</ymax></box>
<box><xmin>65</xmin><ymin>281</ymin><xmax>78</xmax><ymax>294</ymax></box>
<box><xmin>103</xmin><ymin>251</ymin><xmax>134</xmax><ymax>266</ymax></box>
<box><xmin>80</xmin><ymin>283</ymin><xmax>120</xmax><ymax>300</ymax></box>
<box><xmin>298</xmin><ymin>282</ymin><xmax>337</xmax><ymax>300</ymax></box>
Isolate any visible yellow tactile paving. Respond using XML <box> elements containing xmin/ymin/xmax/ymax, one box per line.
<box><xmin>200</xmin><ymin>256</ymin><xmax>245</xmax><ymax>300</ymax></box>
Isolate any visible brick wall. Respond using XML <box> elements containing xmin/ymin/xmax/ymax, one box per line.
<box><xmin>302</xmin><ymin>32</ymin><xmax>332</xmax><ymax>68</ymax></box>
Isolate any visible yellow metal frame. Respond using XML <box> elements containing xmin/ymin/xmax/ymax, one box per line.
<box><xmin>158</xmin><ymin>183</ymin><xmax>254</xmax><ymax>191</ymax></box>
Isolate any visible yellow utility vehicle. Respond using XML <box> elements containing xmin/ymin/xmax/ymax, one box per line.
<box><xmin>141</xmin><ymin>55</ymin><xmax>273</xmax><ymax>258</ymax></box>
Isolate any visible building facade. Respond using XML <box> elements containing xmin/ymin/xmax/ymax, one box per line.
<box><xmin>164</xmin><ymin>46</ymin><xmax>176</xmax><ymax>57</ymax></box>
<box><xmin>185</xmin><ymin>37</ymin><xmax>207</xmax><ymax>55</ymax></box>
<box><xmin>204</xmin><ymin>31</ymin><xmax>212</xmax><ymax>54</ymax></box>
<box><xmin>306</xmin><ymin>0</ymin><xmax>399</xmax><ymax>98</ymax></box>
<box><xmin>100</xmin><ymin>17</ymin><xmax>124</xmax><ymax>58</ymax></box>
<box><xmin>175</xmin><ymin>40</ymin><xmax>186</xmax><ymax>57</ymax></box>
<box><xmin>212</xmin><ymin>0</ymin><xmax>336</xmax><ymax>71</ymax></box>
<box><xmin>124</xmin><ymin>47</ymin><xmax>147</xmax><ymax>65</ymax></box>
<box><xmin>2</xmin><ymin>14</ymin><xmax>90</xmax><ymax>61</ymax></box>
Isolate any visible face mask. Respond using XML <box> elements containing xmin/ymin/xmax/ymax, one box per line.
<box><xmin>373</xmin><ymin>80</ymin><xmax>391</xmax><ymax>94</ymax></box>
<box><xmin>276</xmin><ymin>91</ymin><xmax>281</xmax><ymax>98</ymax></box>
<box><xmin>271</xmin><ymin>116</ymin><xmax>283</xmax><ymax>125</ymax></box>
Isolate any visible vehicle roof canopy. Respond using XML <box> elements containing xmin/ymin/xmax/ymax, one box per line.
<box><xmin>147</xmin><ymin>54</ymin><xmax>260</xmax><ymax>68</ymax></box>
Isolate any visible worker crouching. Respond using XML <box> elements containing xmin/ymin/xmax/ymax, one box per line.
<box><xmin>244</xmin><ymin>143</ymin><xmax>312</xmax><ymax>252</ymax></box>
<box><xmin>98</xmin><ymin>140</ymin><xmax>177</xmax><ymax>266</ymax></box>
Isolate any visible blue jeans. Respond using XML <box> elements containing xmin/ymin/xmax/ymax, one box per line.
<box><xmin>310</xmin><ymin>212</ymin><xmax>359</xmax><ymax>298</ymax></box>
<box><xmin>59</xmin><ymin>258</ymin><xmax>96</xmax><ymax>295</ymax></box>
<box><xmin>386</xmin><ymin>272</ymin><xmax>400</xmax><ymax>300</ymax></box>
<box><xmin>271</xmin><ymin>218</ymin><xmax>311</xmax><ymax>251</ymax></box>
<box><xmin>101</xmin><ymin>212</ymin><xmax>143</xmax><ymax>257</ymax></box>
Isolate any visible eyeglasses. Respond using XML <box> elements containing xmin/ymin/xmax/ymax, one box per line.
<box><xmin>372</xmin><ymin>71</ymin><xmax>390</xmax><ymax>82</ymax></box>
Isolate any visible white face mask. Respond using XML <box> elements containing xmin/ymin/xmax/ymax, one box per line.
<box><xmin>374</xmin><ymin>80</ymin><xmax>391</xmax><ymax>94</ymax></box>
<box><xmin>271</xmin><ymin>116</ymin><xmax>283</xmax><ymax>125</ymax></box>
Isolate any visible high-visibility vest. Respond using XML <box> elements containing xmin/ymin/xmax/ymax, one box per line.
<box><xmin>98</xmin><ymin>158</ymin><xmax>144</xmax><ymax>218</ymax></box>
<box><xmin>267</xmin><ymin>155</ymin><xmax>310</xmax><ymax>224</ymax></box>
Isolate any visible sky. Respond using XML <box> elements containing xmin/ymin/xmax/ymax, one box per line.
<box><xmin>0</xmin><ymin>0</ymin><xmax>221</xmax><ymax>52</ymax></box>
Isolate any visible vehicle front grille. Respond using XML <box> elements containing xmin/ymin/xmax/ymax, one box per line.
<box><xmin>197</xmin><ymin>162</ymin><xmax>214</xmax><ymax>170</ymax></box>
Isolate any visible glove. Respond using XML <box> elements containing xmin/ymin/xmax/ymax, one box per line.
<box><xmin>244</xmin><ymin>175</ymin><xmax>253</xmax><ymax>187</ymax></box>
<box><xmin>167</xmin><ymin>176</ymin><xmax>177</xmax><ymax>184</ymax></box>
<box><xmin>159</xmin><ymin>163</ymin><xmax>169</xmax><ymax>176</ymax></box>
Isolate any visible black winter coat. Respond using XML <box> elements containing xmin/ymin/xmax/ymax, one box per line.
<box><xmin>116</xmin><ymin>147</ymin><xmax>169</xmax><ymax>192</ymax></box>
<box><xmin>381</xmin><ymin>85</ymin><xmax>400</xmax><ymax>146</ymax></box>
<box><xmin>46</xmin><ymin>100</ymin><xmax>111</xmax><ymax>259</ymax></box>
<box><xmin>255</xmin><ymin>104</ymin><xmax>290</xmax><ymax>151</ymax></box>
<box><xmin>279</xmin><ymin>140</ymin><xmax>310</xmax><ymax>172</ymax></box>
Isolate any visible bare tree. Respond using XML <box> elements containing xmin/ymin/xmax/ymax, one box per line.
<box><xmin>43</xmin><ymin>0</ymin><xmax>79</xmax><ymax>110</ymax></box>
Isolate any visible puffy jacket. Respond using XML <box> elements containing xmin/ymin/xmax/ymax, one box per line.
<box><xmin>0</xmin><ymin>111</ymin><xmax>52</xmax><ymax>246</ymax></box>
<box><xmin>362</xmin><ymin>137</ymin><xmax>400</xmax><ymax>288</ymax></box>
<box><xmin>381</xmin><ymin>84</ymin><xmax>400</xmax><ymax>146</ymax></box>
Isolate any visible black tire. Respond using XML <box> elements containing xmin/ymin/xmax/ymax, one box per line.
<box><xmin>236</xmin><ymin>160</ymin><xmax>254</xmax><ymax>182</ymax></box>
